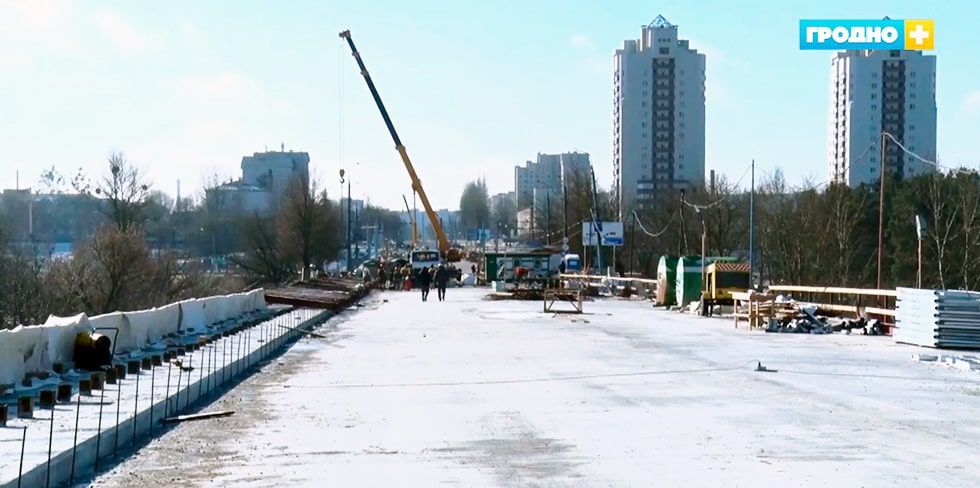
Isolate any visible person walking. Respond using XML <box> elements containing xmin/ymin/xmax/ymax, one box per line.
<box><xmin>434</xmin><ymin>264</ymin><xmax>450</xmax><ymax>302</ymax></box>
<box><xmin>417</xmin><ymin>266</ymin><xmax>432</xmax><ymax>302</ymax></box>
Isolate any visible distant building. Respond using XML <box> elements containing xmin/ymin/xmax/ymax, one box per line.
<box><xmin>514</xmin><ymin>152</ymin><xmax>593</xmax><ymax>210</ymax></box>
<box><xmin>516</xmin><ymin>207</ymin><xmax>533</xmax><ymax>238</ymax></box>
<box><xmin>241</xmin><ymin>149</ymin><xmax>310</xmax><ymax>200</ymax></box>
<box><xmin>489</xmin><ymin>191</ymin><xmax>515</xmax><ymax>210</ymax></box>
<box><xmin>828</xmin><ymin>49</ymin><xmax>937</xmax><ymax>186</ymax></box>
<box><xmin>613</xmin><ymin>16</ymin><xmax>705</xmax><ymax>219</ymax></box>
<box><xmin>208</xmin><ymin>147</ymin><xmax>310</xmax><ymax>215</ymax></box>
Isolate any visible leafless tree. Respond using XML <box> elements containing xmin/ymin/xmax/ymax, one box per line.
<box><xmin>94</xmin><ymin>153</ymin><xmax>151</xmax><ymax>232</ymax></box>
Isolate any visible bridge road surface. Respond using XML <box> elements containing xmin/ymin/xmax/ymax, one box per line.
<box><xmin>89</xmin><ymin>288</ymin><xmax>980</xmax><ymax>487</ymax></box>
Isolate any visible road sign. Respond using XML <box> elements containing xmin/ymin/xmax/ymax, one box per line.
<box><xmin>581</xmin><ymin>221</ymin><xmax>624</xmax><ymax>247</ymax></box>
<box><xmin>562</xmin><ymin>243</ymin><xmax>570</xmax><ymax>253</ymax></box>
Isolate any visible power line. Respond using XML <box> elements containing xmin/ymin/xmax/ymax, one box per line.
<box><xmin>682</xmin><ymin>163</ymin><xmax>753</xmax><ymax>211</ymax></box>
<box><xmin>632</xmin><ymin>209</ymin><xmax>677</xmax><ymax>238</ymax></box>
<box><xmin>882</xmin><ymin>132</ymin><xmax>977</xmax><ymax>176</ymax></box>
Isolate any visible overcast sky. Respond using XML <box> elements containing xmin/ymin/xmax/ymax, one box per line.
<box><xmin>1</xmin><ymin>0</ymin><xmax>978</xmax><ymax>210</ymax></box>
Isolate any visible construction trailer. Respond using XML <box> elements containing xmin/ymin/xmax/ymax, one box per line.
<box><xmin>485</xmin><ymin>251</ymin><xmax>563</xmax><ymax>284</ymax></box>
<box><xmin>704</xmin><ymin>261</ymin><xmax>751</xmax><ymax>306</ymax></box>
<box><xmin>674</xmin><ymin>256</ymin><xmax>740</xmax><ymax>307</ymax></box>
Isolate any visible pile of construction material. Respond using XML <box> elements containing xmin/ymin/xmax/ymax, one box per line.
<box><xmin>895</xmin><ymin>287</ymin><xmax>980</xmax><ymax>349</ymax></box>
<box><xmin>264</xmin><ymin>277</ymin><xmax>369</xmax><ymax>309</ymax></box>
<box><xmin>764</xmin><ymin>304</ymin><xmax>883</xmax><ymax>335</ymax></box>
<box><xmin>913</xmin><ymin>352</ymin><xmax>980</xmax><ymax>371</ymax></box>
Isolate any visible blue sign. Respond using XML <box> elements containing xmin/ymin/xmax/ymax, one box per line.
<box><xmin>799</xmin><ymin>19</ymin><xmax>934</xmax><ymax>51</ymax></box>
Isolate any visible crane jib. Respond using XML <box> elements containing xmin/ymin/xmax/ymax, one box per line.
<box><xmin>339</xmin><ymin>29</ymin><xmax>456</xmax><ymax>260</ymax></box>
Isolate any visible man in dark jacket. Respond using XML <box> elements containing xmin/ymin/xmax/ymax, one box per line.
<box><xmin>434</xmin><ymin>264</ymin><xmax>451</xmax><ymax>302</ymax></box>
<box><xmin>417</xmin><ymin>267</ymin><xmax>432</xmax><ymax>302</ymax></box>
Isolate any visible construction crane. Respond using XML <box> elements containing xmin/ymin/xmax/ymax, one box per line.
<box><xmin>402</xmin><ymin>194</ymin><xmax>418</xmax><ymax>249</ymax></box>
<box><xmin>339</xmin><ymin>29</ymin><xmax>462</xmax><ymax>262</ymax></box>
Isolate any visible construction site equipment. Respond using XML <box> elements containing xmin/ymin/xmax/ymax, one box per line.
<box><xmin>543</xmin><ymin>288</ymin><xmax>584</xmax><ymax>314</ymax></box>
<box><xmin>339</xmin><ymin>30</ymin><xmax>461</xmax><ymax>262</ymax></box>
<box><xmin>895</xmin><ymin>287</ymin><xmax>980</xmax><ymax>349</ymax></box>
<box><xmin>704</xmin><ymin>262</ymin><xmax>750</xmax><ymax>305</ymax></box>
<box><xmin>72</xmin><ymin>332</ymin><xmax>112</xmax><ymax>371</ymax></box>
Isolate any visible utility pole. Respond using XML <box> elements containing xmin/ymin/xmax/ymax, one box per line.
<box><xmin>679</xmin><ymin>189</ymin><xmax>689</xmax><ymax>253</ymax></box>
<box><xmin>749</xmin><ymin>159</ymin><xmax>755</xmax><ymax>287</ymax></box>
<box><xmin>629</xmin><ymin>211</ymin><xmax>636</xmax><ymax>276</ymax></box>
<box><xmin>562</xmin><ymin>179</ymin><xmax>568</xmax><ymax>242</ymax></box>
<box><xmin>546</xmin><ymin>191</ymin><xmax>552</xmax><ymax>246</ymax></box>
<box><xmin>877</xmin><ymin>132</ymin><xmax>887</xmax><ymax>290</ymax></box>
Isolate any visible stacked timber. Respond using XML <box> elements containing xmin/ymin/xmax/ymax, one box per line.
<box><xmin>895</xmin><ymin>287</ymin><xmax>980</xmax><ymax>349</ymax></box>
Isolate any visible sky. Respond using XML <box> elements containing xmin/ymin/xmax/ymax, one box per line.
<box><xmin>1</xmin><ymin>0</ymin><xmax>978</xmax><ymax>210</ymax></box>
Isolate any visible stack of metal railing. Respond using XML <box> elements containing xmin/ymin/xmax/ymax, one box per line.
<box><xmin>896</xmin><ymin>287</ymin><xmax>980</xmax><ymax>349</ymax></box>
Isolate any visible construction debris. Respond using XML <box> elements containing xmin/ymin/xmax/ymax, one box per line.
<box><xmin>914</xmin><ymin>353</ymin><xmax>980</xmax><ymax>371</ymax></box>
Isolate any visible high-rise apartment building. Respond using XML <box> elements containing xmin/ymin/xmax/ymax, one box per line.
<box><xmin>613</xmin><ymin>16</ymin><xmax>705</xmax><ymax>220</ymax></box>
<box><xmin>514</xmin><ymin>152</ymin><xmax>593</xmax><ymax>210</ymax></box>
<box><xmin>828</xmin><ymin>49</ymin><xmax>937</xmax><ymax>186</ymax></box>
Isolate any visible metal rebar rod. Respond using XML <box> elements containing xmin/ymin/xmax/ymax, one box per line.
<box><xmin>18</xmin><ymin>426</ymin><xmax>27</xmax><ymax>488</ymax></box>
<box><xmin>184</xmin><ymin>351</ymin><xmax>193</xmax><ymax>410</ymax></box>
<box><xmin>199</xmin><ymin>345</ymin><xmax>206</xmax><ymax>398</ymax></box>
<box><xmin>149</xmin><ymin>366</ymin><xmax>155</xmax><ymax>436</ymax></box>
<box><xmin>114</xmin><ymin>376</ymin><xmax>122</xmax><ymax>455</ymax></box>
<box><xmin>165</xmin><ymin>360</ymin><xmax>173</xmax><ymax>417</ymax></box>
<box><xmin>46</xmin><ymin>402</ymin><xmax>55</xmax><ymax>488</ymax></box>
<box><xmin>70</xmin><ymin>390</ymin><xmax>81</xmax><ymax>483</ymax></box>
<box><xmin>94</xmin><ymin>379</ymin><xmax>106</xmax><ymax>471</ymax></box>
<box><xmin>132</xmin><ymin>367</ymin><xmax>140</xmax><ymax>446</ymax></box>
<box><xmin>175</xmin><ymin>357</ymin><xmax>183</xmax><ymax>413</ymax></box>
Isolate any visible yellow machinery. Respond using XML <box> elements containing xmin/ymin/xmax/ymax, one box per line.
<box><xmin>704</xmin><ymin>262</ymin><xmax>751</xmax><ymax>304</ymax></box>
<box><xmin>340</xmin><ymin>30</ymin><xmax>462</xmax><ymax>262</ymax></box>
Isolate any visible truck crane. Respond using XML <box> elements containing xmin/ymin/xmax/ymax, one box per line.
<box><xmin>339</xmin><ymin>29</ymin><xmax>462</xmax><ymax>262</ymax></box>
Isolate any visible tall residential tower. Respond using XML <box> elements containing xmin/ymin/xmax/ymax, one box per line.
<box><xmin>613</xmin><ymin>16</ymin><xmax>705</xmax><ymax>219</ymax></box>
<box><xmin>828</xmin><ymin>49</ymin><xmax>937</xmax><ymax>186</ymax></box>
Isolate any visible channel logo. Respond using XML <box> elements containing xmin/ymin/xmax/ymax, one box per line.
<box><xmin>799</xmin><ymin>19</ymin><xmax>934</xmax><ymax>50</ymax></box>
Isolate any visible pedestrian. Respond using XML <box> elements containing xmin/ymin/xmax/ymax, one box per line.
<box><xmin>417</xmin><ymin>266</ymin><xmax>432</xmax><ymax>302</ymax></box>
<box><xmin>471</xmin><ymin>264</ymin><xmax>477</xmax><ymax>275</ymax></box>
<box><xmin>434</xmin><ymin>264</ymin><xmax>450</xmax><ymax>302</ymax></box>
<box><xmin>378</xmin><ymin>265</ymin><xmax>387</xmax><ymax>289</ymax></box>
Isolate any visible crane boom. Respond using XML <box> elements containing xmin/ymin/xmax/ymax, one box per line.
<box><xmin>339</xmin><ymin>29</ymin><xmax>457</xmax><ymax>260</ymax></box>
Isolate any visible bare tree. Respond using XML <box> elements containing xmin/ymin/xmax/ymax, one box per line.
<box><xmin>926</xmin><ymin>172</ymin><xmax>960</xmax><ymax>289</ymax></box>
<box><xmin>278</xmin><ymin>175</ymin><xmax>341</xmax><ymax>271</ymax></box>
<box><xmin>95</xmin><ymin>153</ymin><xmax>151</xmax><ymax>232</ymax></box>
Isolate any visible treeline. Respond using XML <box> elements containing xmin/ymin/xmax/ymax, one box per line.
<box><xmin>0</xmin><ymin>153</ymin><xmax>353</xmax><ymax>328</ymax></box>
<box><xmin>630</xmin><ymin>168</ymin><xmax>980</xmax><ymax>290</ymax></box>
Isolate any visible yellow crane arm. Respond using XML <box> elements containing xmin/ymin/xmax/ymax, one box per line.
<box><xmin>339</xmin><ymin>29</ymin><xmax>456</xmax><ymax>260</ymax></box>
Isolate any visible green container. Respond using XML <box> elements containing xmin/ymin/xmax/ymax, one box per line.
<box><xmin>675</xmin><ymin>256</ymin><xmax>704</xmax><ymax>307</ymax></box>
<box><xmin>655</xmin><ymin>256</ymin><xmax>679</xmax><ymax>306</ymax></box>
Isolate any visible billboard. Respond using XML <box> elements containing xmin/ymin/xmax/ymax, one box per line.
<box><xmin>582</xmin><ymin>221</ymin><xmax>624</xmax><ymax>247</ymax></box>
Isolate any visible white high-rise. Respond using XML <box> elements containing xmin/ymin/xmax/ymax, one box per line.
<box><xmin>613</xmin><ymin>16</ymin><xmax>705</xmax><ymax>220</ymax></box>
<box><xmin>828</xmin><ymin>49</ymin><xmax>937</xmax><ymax>186</ymax></box>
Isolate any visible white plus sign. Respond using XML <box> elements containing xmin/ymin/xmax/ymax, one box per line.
<box><xmin>909</xmin><ymin>24</ymin><xmax>930</xmax><ymax>45</ymax></box>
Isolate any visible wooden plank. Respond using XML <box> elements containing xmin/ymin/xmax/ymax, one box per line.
<box><xmin>768</xmin><ymin>285</ymin><xmax>897</xmax><ymax>297</ymax></box>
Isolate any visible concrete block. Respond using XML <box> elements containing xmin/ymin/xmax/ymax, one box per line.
<box><xmin>57</xmin><ymin>383</ymin><xmax>72</xmax><ymax>403</ymax></box>
<box><xmin>79</xmin><ymin>378</ymin><xmax>92</xmax><ymax>395</ymax></box>
<box><xmin>114</xmin><ymin>363</ymin><xmax>127</xmax><ymax>381</ymax></box>
<box><xmin>90</xmin><ymin>371</ymin><xmax>105</xmax><ymax>390</ymax></box>
<box><xmin>39</xmin><ymin>389</ymin><xmax>56</xmax><ymax>409</ymax></box>
<box><xmin>127</xmin><ymin>360</ymin><xmax>140</xmax><ymax>375</ymax></box>
<box><xmin>141</xmin><ymin>357</ymin><xmax>152</xmax><ymax>370</ymax></box>
<box><xmin>17</xmin><ymin>395</ymin><xmax>33</xmax><ymax>418</ymax></box>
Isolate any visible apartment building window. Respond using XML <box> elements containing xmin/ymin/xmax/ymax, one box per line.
<box><xmin>659</xmin><ymin>47</ymin><xmax>669</xmax><ymax>55</ymax></box>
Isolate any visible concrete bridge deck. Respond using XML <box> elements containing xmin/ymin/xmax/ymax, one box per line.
<box><xmin>91</xmin><ymin>288</ymin><xmax>980</xmax><ymax>487</ymax></box>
